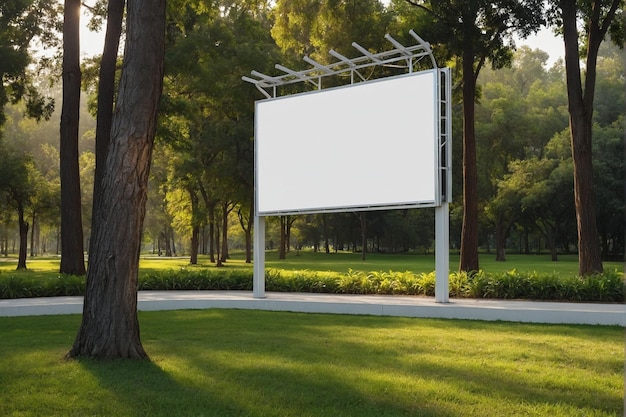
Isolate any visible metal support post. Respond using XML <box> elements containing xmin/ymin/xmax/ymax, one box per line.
<box><xmin>253</xmin><ymin>215</ymin><xmax>266</xmax><ymax>298</ymax></box>
<box><xmin>435</xmin><ymin>202</ymin><xmax>450</xmax><ymax>303</ymax></box>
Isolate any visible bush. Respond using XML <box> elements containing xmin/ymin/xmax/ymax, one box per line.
<box><xmin>0</xmin><ymin>267</ymin><xmax>623</xmax><ymax>303</ymax></box>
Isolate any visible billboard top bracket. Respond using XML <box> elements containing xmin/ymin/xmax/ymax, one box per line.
<box><xmin>242</xmin><ymin>30</ymin><xmax>437</xmax><ymax>99</ymax></box>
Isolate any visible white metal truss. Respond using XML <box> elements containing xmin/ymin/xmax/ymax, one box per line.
<box><xmin>243</xmin><ymin>30</ymin><xmax>437</xmax><ymax>99</ymax></box>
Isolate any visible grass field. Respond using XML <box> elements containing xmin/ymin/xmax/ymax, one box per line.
<box><xmin>0</xmin><ymin>309</ymin><xmax>623</xmax><ymax>417</ymax></box>
<box><xmin>1</xmin><ymin>250</ymin><xmax>624</xmax><ymax>276</ymax></box>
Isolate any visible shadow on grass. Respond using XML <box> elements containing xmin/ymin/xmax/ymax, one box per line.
<box><xmin>135</xmin><ymin>310</ymin><xmax>623</xmax><ymax>417</ymax></box>
<box><xmin>0</xmin><ymin>311</ymin><xmax>621</xmax><ymax>417</ymax></box>
<box><xmin>76</xmin><ymin>357</ymin><xmax>251</xmax><ymax>417</ymax></box>
<box><xmin>74</xmin><ymin>350</ymin><xmax>456</xmax><ymax>417</ymax></box>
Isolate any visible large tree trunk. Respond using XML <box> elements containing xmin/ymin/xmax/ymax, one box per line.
<box><xmin>569</xmin><ymin>117</ymin><xmax>602</xmax><ymax>272</ymax></box>
<box><xmin>459</xmin><ymin>47</ymin><xmax>480</xmax><ymax>272</ymax></box>
<box><xmin>561</xmin><ymin>0</ymin><xmax>604</xmax><ymax>275</ymax></box>
<box><xmin>59</xmin><ymin>0</ymin><xmax>86</xmax><ymax>276</ymax></box>
<box><xmin>69</xmin><ymin>0</ymin><xmax>166</xmax><ymax>359</ymax></box>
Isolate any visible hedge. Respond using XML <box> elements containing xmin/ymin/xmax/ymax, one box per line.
<box><xmin>0</xmin><ymin>267</ymin><xmax>623</xmax><ymax>303</ymax></box>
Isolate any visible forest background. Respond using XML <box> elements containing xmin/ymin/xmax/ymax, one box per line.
<box><xmin>0</xmin><ymin>0</ymin><xmax>624</xmax><ymax>270</ymax></box>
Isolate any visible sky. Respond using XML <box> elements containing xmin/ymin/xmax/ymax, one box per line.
<box><xmin>515</xmin><ymin>27</ymin><xmax>564</xmax><ymax>66</ymax></box>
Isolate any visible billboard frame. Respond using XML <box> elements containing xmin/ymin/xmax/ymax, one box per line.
<box><xmin>244</xmin><ymin>31</ymin><xmax>452</xmax><ymax>303</ymax></box>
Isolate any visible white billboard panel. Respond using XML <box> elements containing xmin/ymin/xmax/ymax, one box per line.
<box><xmin>255</xmin><ymin>70</ymin><xmax>438</xmax><ymax>215</ymax></box>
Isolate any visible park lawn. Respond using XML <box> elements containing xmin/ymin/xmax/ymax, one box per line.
<box><xmin>0</xmin><ymin>309</ymin><xmax>623</xmax><ymax>417</ymax></box>
<box><xmin>1</xmin><ymin>251</ymin><xmax>623</xmax><ymax>277</ymax></box>
<box><xmin>263</xmin><ymin>250</ymin><xmax>625</xmax><ymax>276</ymax></box>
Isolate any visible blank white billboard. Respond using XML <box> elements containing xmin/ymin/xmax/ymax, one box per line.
<box><xmin>255</xmin><ymin>70</ymin><xmax>438</xmax><ymax>215</ymax></box>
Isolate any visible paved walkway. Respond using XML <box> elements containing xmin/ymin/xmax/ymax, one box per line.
<box><xmin>0</xmin><ymin>291</ymin><xmax>624</xmax><ymax>326</ymax></box>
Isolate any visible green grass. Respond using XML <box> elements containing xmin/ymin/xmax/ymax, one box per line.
<box><xmin>1</xmin><ymin>251</ymin><xmax>623</xmax><ymax>276</ymax></box>
<box><xmin>264</xmin><ymin>250</ymin><xmax>624</xmax><ymax>276</ymax></box>
<box><xmin>0</xmin><ymin>310</ymin><xmax>623</xmax><ymax>417</ymax></box>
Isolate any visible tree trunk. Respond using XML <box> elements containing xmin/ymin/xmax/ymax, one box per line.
<box><xmin>163</xmin><ymin>229</ymin><xmax>172</xmax><ymax>256</ymax></box>
<box><xmin>459</xmin><ymin>48</ymin><xmax>480</xmax><ymax>272</ymax></box>
<box><xmin>323</xmin><ymin>215</ymin><xmax>330</xmax><ymax>253</ymax></box>
<box><xmin>548</xmin><ymin>233</ymin><xmax>558</xmax><ymax>262</ymax></box>
<box><xmin>360</xmin><ymin>212</ymin><xmax>366</xmax><ymax>261</ymax></box>
<box><xmin>215</xmin><ymin>223</ymin><xmax>223</xmax><ymax>267</ymax></box>
<box><xmin>87</xmin><ymin>0</ymin><xmax>124</xmax><ymax>281</ymax></box>
<box><xmin>494</xmin><ymin>217</ymin><xmax>506</xmax><ymax>262</ymax></box>
<box><xmin>188</xmin><ymin>187</ymin><xmax>200</xmax><ymax>264</ymax></box>
<box><xmin>30</xmin><ymin>214</ymin><xmax>36</xmax><ymax>257</ymax></box>
<box><xmin>59</xmin><ymin>0</ymin><xmax>86</xmax><ymax>276</ymax></box>
<box><xmin>220</xmin><ymin>202</ymin><xmax>232</xmax><ymax>262</ymax></box>
<box><xmin>237</xmin><ymin>203</ymin><xmax>253</xmax><ymax>263</ymax></box>
<box><xmin>17</xmin><ymin>204</ymin><xmax>28</xmax><ymax>270</ymax></box>
<box><xmin>279</xmin><ymin>216</ymin><xmax>287</xmax><ymax>259</ymax></box>
<box><xmin>570</xmin><ymin>119</ymin><xmax>602</xmax><ymax>272</ymax></box>
<box><xmin>244</xmin><ymin>224</ymin><xmax>252</xmax><ymax>263</ymax></box>
<box><xmin>93</xmin><ymin>0</ymin><xmax>125</xmax><ymax>205</ymax></box>
<box><xmin>209</xmin><ymin>206</ymin><xmax>215</xmax><ymax>262</ymax></box>
<box><xmin>69</xmin><ymin>0</ymin><xmax>166</xmax><ymax>359</ymax></box>
<box><xmin>561</xmin><ymin>0</ymin><xmax>604</xmax><ymax>275</ymax></box>
<box><xmin>190</xmin><ymin>225</ymin><xmax>199</xmax><ymax>264</ymax></box>
<box><xmin>286</xmin><ymin>216</ymin><xmax>293</xmax><ymax>253</ymax></box>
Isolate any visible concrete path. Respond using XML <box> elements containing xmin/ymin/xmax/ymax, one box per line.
<box><xmin>0</xmin><ymin>291</ymin><xmax>624</xmax><ymax>326</ymax></box>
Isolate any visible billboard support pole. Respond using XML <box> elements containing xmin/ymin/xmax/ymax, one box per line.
<box><xmin>253</xmin><ymin>215</ymin><xmax>266</xmax><ymax>298</ymax></box>
<box><xmin>435</xmin><ymin>67</ymin><xmax>452</xmax><ymax>303</ymax></box>
<box><xmin>435</xmin><ymin>203</ymin><xmax>449</xmax><ymax>303</ymax></box>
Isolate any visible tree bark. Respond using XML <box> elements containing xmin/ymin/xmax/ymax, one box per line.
<box><xmin>561</xmin><ymin>0</ymin><xmax>604</xmax><ymax>275</ymax></box>
<box><xmin>69</xmin><ymin>0</ymin><xmax>166</xmax><ymax>359</ymax></box>
<box><xmin>59</xmin><ymin>0</ymin><xmax>86</xmax><ymax>276</ymax></box>
<box><xmin>93</xmin><ymin>0</ymin><xmax>125</xmax><ymax>204</ymax></box>
<box><xmin>459</xmin><ymin>46</ymin><xmax>480</xmax><ymax>272</ymax></box>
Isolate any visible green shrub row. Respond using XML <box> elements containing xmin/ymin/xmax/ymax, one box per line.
<box><xmin>138</xmin><ymin>268</ymin><xmax>252</xmax><ymax>291</ymax></box>
<box><xmin>265</xmin><ymin>268</ymin><xmax>625</xmax><ymax>302</ymax></box>
<box><xmin>0</xmin><ymin>267</ymin><xmax>623</xmax><ymax>303</ymax></box>
<box><xmin>0</xmin><ymin>274</ymin><xmax>87</xmax><ymax>299</ymax></box>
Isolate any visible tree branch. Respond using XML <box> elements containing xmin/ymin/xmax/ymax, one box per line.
<box><xmin>598</xmin><ymin>0</ymin><xmax>622</xmax><ymax>38</ymax></box>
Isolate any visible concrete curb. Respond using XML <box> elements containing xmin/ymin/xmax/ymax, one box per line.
<box><xmin>1</xmin><ymin>291</ymin><xmax>623</xmax><ymax>326</ymax></box>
